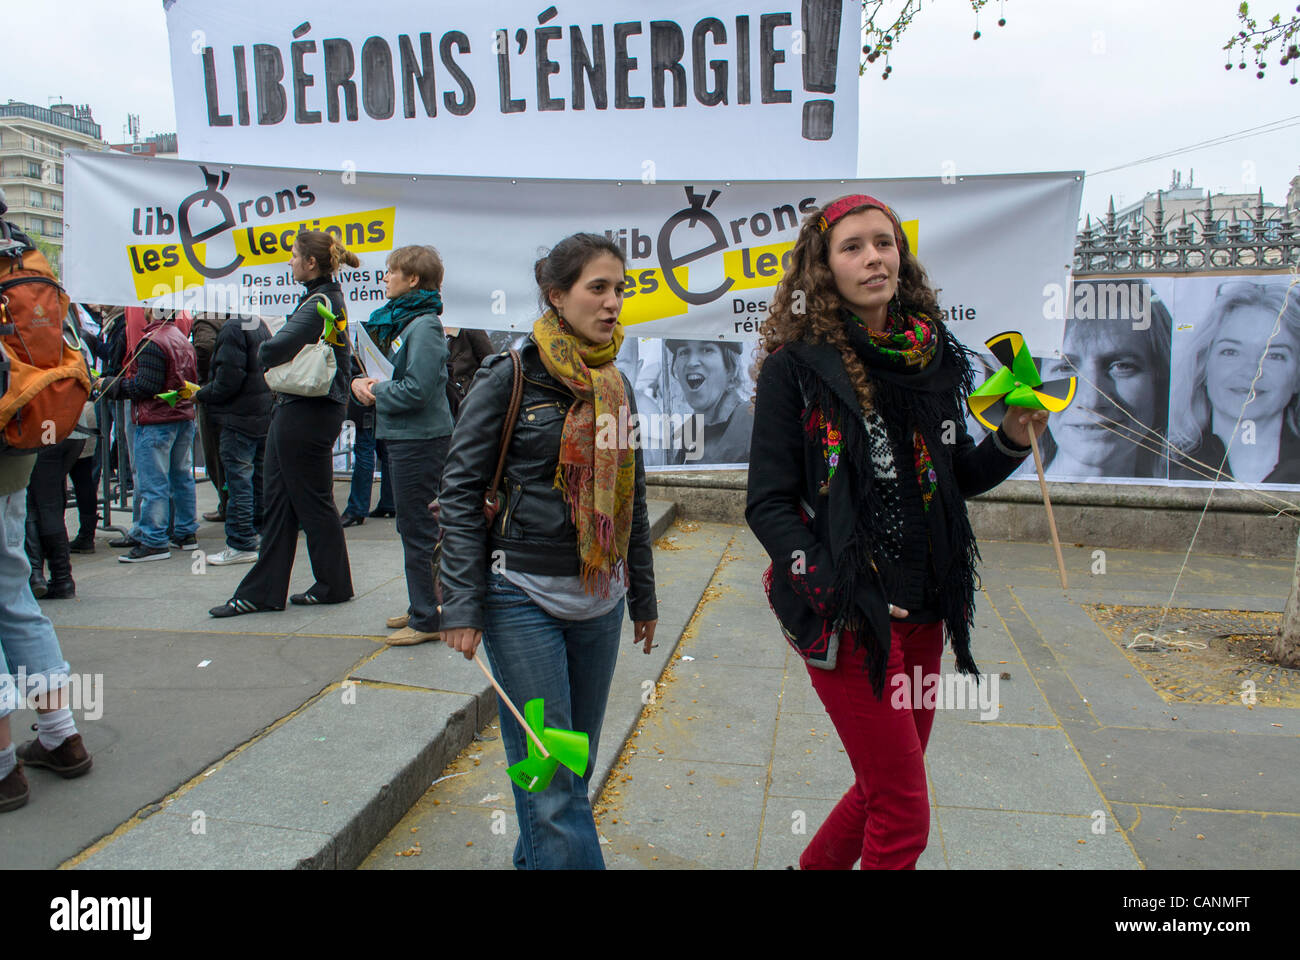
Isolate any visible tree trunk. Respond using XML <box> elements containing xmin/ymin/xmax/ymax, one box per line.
<box><xmin>1274</xmin><ymin>525</ymin><xmax>1300</xmax><ymax>669</ymax></box>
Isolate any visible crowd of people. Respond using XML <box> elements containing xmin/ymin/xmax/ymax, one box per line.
<box><xmin>2</xmin><ymin>191</ymin><xmax>1060</xmax><ymax>873</ymax></box>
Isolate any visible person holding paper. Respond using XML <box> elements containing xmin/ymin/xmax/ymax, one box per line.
<box><xmin>350</xmin><ymin>246</ymin><xmax>454</xmax><ymax>644</ymax></box>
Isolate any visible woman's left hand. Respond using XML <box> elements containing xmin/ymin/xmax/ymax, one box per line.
<box><xmin>1000</xmin><ymin>409</ymin><xmax>1049</xmax><ymax>448</ymax></box>
<box><xmin>352</xmin><ymin>377</ymin><xmax>378</xmax><ymax>406</ymax></box>
<box><xmin>633</xmin><ymin>620</ymin><xmax>657</xmax><ymax>654</ymax></box>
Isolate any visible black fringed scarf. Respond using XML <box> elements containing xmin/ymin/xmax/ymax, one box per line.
<box><xmin>789</xmin><ymin>310</ymin><xmax>982</xmax><ymax>698</ymax></box>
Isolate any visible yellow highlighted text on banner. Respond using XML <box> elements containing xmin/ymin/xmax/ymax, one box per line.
<box><xmin>233</xmin><ymin>207</ymin><xmax>397</xmax><ymax>266</ymax></box>
<box><xmin>620</xmin><ymin>267</ymin><xmax>689</xmax><ymax>327</ymax></box>
<box><xmin>724</xmin><ymin>241</ymin><xmax>795</xmax><ymax>291</ymax></box>
<box><xmin>127</xmin><ymin>243</ymin><xmax>207</xmax><ymax>301</ymax></box>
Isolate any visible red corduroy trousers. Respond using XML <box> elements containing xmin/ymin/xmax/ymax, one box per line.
<box><xmin>799</xmin><ymin>620</ymin><xmax>944</xmax><ymax>870</ymax></box>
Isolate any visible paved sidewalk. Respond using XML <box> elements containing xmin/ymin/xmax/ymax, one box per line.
<box><xmin>2</xmin><ymin>481</ymin><xmax>674</xmax><ymax>869</ymax></box>
<box><xmin>366</xmin><ymin>526</ymin><xmax>1300</xmax><ymax>870</ymax></box>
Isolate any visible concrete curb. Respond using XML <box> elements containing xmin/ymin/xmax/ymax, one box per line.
<box><xmin>74</xmin><ymin>501</ymin><xmax>679</xmax><ymax>870</ymax></box>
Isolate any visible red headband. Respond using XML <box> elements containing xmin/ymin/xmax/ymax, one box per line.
<box><xmin>817</xmin><ymin>194</ymin><xmax>903</xmax><ymax>246</ymax></box>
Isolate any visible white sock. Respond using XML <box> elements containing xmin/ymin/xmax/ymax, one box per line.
<box><xmin>37</xmin><ymin>708</ymin><xmax>77</xmax><ymax>750</ymax></box>
<box><xmin>0</xmin><ymin>745</ymin><xmax>15</xmax><ymax>780</ymax></box>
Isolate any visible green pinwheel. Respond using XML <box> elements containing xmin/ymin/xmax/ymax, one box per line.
<box><xmin>473</xmin><ymin>654</ymin><xmax>590</xmax><ymax>793</ymax></box>
<box><xmin>155</xmin><ymin>379</ymin><xmax>201</xmax><ymax>407</ymax></box>
<box><xmin>316</xmin><ymin>299</ymin><xmax>347</xmax><ymax>347</ymax></box>
<box><xmin>505</xmin><ymin>697</ymin><xmax>590</xmax><ymax>793</ymax></box>
<box><xmin>968</xmin><ymin>331</ymin><xmax>1076</xmax><ymax>431</ymax></box>
<box><xmin>968</xmin><ymin>330</ymin><xmax>1074</xmax><ymax>593</ymax></box>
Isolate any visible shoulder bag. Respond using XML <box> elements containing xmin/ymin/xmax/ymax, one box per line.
<box><xmin>263</xmin><ymin>294</ymin><xmax>337</xmax><ymax>397</ymax></box>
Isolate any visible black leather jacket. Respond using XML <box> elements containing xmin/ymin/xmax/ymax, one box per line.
<box><xmin>438</xmin><ymin>336</ymin><xmax>658</xmax><ymax>632</ymax></box>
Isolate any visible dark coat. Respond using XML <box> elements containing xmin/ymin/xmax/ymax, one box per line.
<box><xmin>437</xmin><ymin>337</ymin><xmax>658</xmax><ymax>633</ymax></box>
<box><xmin>259</xmin><ymin>277</ymin><xmax>351</xmax><ymax>407</ymax></box>
<box><xmin>446</xmin><ymin>328</ymin><xmax>494</xmax><ymax>419</ymax></box>
<box><xmin>745</xmin><ymin>331</ymin><xmax>1029</xmax><ymax>686</ymax></box>
<box><xmin>190</xmin><ymin>314</ymin><xmax>230</xmax><ymax>384</ymax></box>
<box><xmin>1170</xmin><ymin>423</ymin><xmax>1300</xmax><ymax>484</ymax></box>
<box><xmin>195</xmin><ymin>318</ymin><xmax>273</xmax><ymax>437</ymax></box>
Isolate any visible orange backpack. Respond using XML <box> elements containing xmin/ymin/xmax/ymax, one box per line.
<box><xmin>0</xmin><ymin>221</ymin><xmax>91</xmax><ymax>453</ymax></box>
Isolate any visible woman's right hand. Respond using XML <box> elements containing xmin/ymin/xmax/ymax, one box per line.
<box><xmin>442</xmin><ymin>627</ymin><xmax>482</xmax><ymax>660</ymax></box>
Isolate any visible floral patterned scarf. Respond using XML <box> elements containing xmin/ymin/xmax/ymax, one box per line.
<box><xmin>848</xmin><ymin>310</ymin><xmax>940</xmax><ymax>510</ymax></box>
<box><xmin>532</xmin><ymin>311</ymin><xmax>635</xmax><ymax>594</ymax></box>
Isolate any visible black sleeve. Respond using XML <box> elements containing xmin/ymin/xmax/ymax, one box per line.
<box><xmin>623</xmin><ymin>374</ymin><xmax>657</xmax><ymax>622</ymax></box>
<box><xmin>436</xmin><ymin>356</ymin><xmax>514</xmax><ymax>632</ymax></box>
<box><xmin>948</xmin><ymin>401</ymin><xmax>1033</xmax><ymax>498</ymax></box>
<box><xmin>743</xmin><ymin>352</ymin><xmax>839</xmax><ymax>617</ymax></box>
<box><xmin>110</xmin><ymin>341</ymin><xmax>167</xmax><ymax>401</ymax></box>
<box><xmin>196</xmin><ymin>326</ymin><xmax>247</xmax><ymax>406</ymax></box>
<box><xmin>259</xmin><ymin>294</ymin><xmax>324</xmax><ymax>369</ymax></box>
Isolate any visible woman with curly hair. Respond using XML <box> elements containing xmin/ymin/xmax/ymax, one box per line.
<box><xmin>745</xmin><ymin>195</ymin><xmax>1047</xmax><ymax>869</ymax></box>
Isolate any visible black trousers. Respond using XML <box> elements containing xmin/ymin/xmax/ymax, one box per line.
<box><xmin>233</xmin><ymin>399</ymin><xmax>352</xmax><ymax>607</ymax></box>
<box><xmin>197</xmin><ymin>402</ymin><xmax>226</xmax><ymax>511</ymax></box>
<box><xmin>386</xmin><ymin>436</ymin><xmax>450</xmax><ymax>632</ymax></box>
<box><xmin>26</xmin><ymin>440</ymin><xmax>80</xmax><ymax>535</ymax></box>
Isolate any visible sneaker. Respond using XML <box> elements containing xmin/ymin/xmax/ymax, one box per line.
<box><xmin>386</xmin><ymin>613</ymin><xmax>410</xmax><ymax>629</ymax></box>
<box><xmin>209</xmin><ymin>597</ymin><xmax>279</xmax><ymax>618</ymax></box>
<box><xmin>16</xmin><ymin>733</ymin><xmax>93</xmax><ymax>779</ymax></box>
<box><xmin>386</xmin><ymin>626</ymin><xmax>440</xmax><ymax>646</ymax></box>
<box><xmin>119</xmin><ymin>545</ymin><xmax>170</xmax><ymax>563</ymax></box>
<box><xmin>0</xmin><ymin>761</ymin><xmax>29</xmax><ymax>813</ymax></box>
<box><xmin>289</xmin><ymin>591</ymin><xmax>351</xmax><ymax>606</ymax></box>
<box><xmin>171</xmin><ymin>535</ymin><xmax>199</xmax><ymax>550</ymax></box>
<box><xmin>207</xmin><ymin>547</ymin><xmax>258</xmax><ymax>566</ymax></box>
<box><xmin>107</xmin><ymin>534</ymin><xmax>139</xmax><ymax>549</ymax></box>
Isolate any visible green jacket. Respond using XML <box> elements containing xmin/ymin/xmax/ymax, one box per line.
<box><xmin>372</xmin><ymin>313</ymin><xmax>453</xmax><ymax>441</ymax></box>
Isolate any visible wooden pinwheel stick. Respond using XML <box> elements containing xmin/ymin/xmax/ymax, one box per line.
<box><xmin>1026</xmin><ymin>427</ymin><xmax>1068</xmax><ymax>592</ymax></box>
<box><xmin>473</xmin><ymin>652</ymin><xmax>550</xmax><ymax>759</ymax></box>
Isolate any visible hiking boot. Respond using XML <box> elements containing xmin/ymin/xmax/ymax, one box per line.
<box><xmin>207</xmin><ymin>547</ymin><xmax>257</xmax><ymax>566</ymax></box>
<box><xmin>119</xmin><ymin>545</ymin><xmax>170</xmax><ymax>563</ymax></box>
<box><xmin>386</xmin><ymin>626</ymin><xmax>440</xmax><ymax>646</ymax></box>
<box><xmin>0</xmin><ymin>761</ymin><xmax>30</xmax><ymax>813</ymax></box>
<box><xmin>386</xmin><ymin>613</ymin><xmax>410</xmax><ymax>629</ymax></box>
<box><xmin>69</xmin><ymin>529</ymin><xmax>96</xmax><ymax>554</ymax></box>
<box><xmin>17</xmin><ymin>733</ymin><xmax>93</xmax><ymax>779</ymax></box>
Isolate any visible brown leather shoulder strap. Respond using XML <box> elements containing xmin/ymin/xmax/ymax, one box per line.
<box><xmin>485</xmin><ymin>348</ymin><xmax>523</xmax><ymax>505</ymax></box>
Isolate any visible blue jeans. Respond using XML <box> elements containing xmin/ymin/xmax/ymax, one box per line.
<box><xmin>0</xmin><ymin>492</ymin><xmax>71</xmax><ymax>720</ymax></box>
<box><xmin>220</xmin><ymin>427</ymin><xmax>265</xmax><ymax>552</ymax></box>
<box><xmin>481</xmin><ymin>572</ymin><xmax>624</xmax><ymax>869</ymax></box>
<box><xmin>344</xmin><ymin>427</ymin><xmax>394</xmax><ymax>518</ymax></box>
<box><xmin>133</xmin><ymin>420</ymin><xmax>199</xmax><ymax>549</ymax></box>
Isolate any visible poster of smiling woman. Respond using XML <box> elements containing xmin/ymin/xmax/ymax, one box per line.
<box><xmin>1167</xmin><ymin>275</ymin><xmax>1300</xmax><ymax>487</ymax></box>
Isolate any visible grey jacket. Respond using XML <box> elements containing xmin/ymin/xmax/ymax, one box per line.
<box><xmin>372</xmin><ymin>313</ymin><xmax>453</xmax><ymax>441</ymax></box>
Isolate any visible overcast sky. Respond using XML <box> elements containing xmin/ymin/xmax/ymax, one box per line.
<box><xmin>2</xmin><ymin>0</ymin><xmax>1295</xmax><ymax>224</ymax></box>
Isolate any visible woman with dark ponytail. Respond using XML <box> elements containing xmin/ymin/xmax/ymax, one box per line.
<box><xmin>437</xmin><ymin>233</ymin><xmax>658</xmax><ymax>869</ymax></box>
<box><xmin>210</xmin><ymin>230</ymin><xmax>356</xmax><ymax>616</ymax></box>
<box><xmin>746</xmin><ymin>196</ymin><xmax>1047</xmax><ymax>869</ymax></box>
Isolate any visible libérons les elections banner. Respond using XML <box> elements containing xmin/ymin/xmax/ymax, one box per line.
<box><xmin>62</xmin><ymin>149</ymin><xmax>1083</xmax><ymax>354</ymax></box>
<box><xmin>163</xmin><ymin>0</ymin><xmax>860</xmax><ymax>180</ymax></box>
